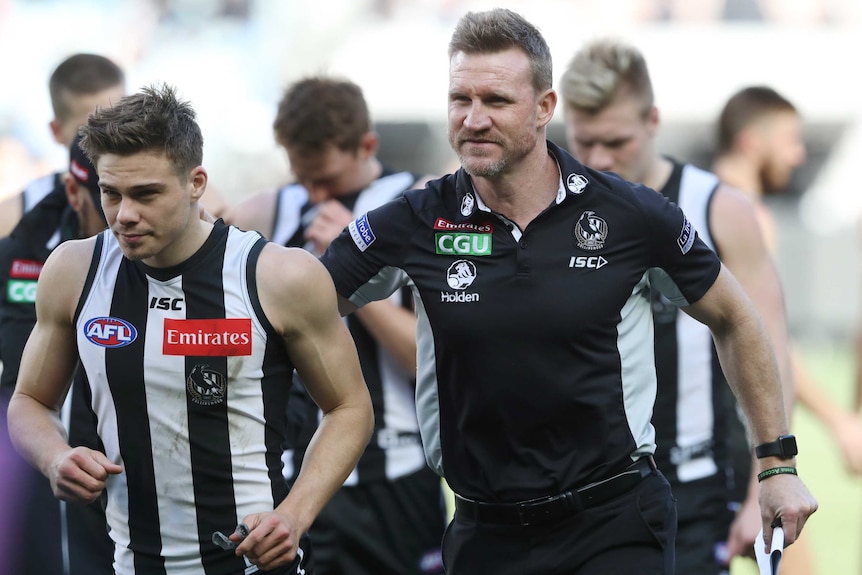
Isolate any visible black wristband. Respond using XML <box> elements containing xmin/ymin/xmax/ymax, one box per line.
<box><xmin>757</xmin><ymin>466</ymin><xmax>798</xmax><ymax>482</ymax></box>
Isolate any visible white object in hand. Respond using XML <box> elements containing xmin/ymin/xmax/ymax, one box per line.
<box><xmin>754</xmin><ymin>526</ymin><xmax>784</xmax><ymax>575</ymax></box>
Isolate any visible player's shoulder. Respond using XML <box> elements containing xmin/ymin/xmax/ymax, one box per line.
<box><xmin>255</xmin><ymin>241</ymin><xmax>338</xmax><ymax>327</ymax></box>
<box><xmin>258</xmin><ymin>241</ymin><xmax>329</xmax><ymax>285</ymax></box>
<box><xmin>710</xmin><ymin>181</ymin><xmax>760</xmax><ymax>222</ymax></box>
<box><xmin>35</xmin><ymin>236</ymin><xmax>100</xmax><ymax>313</ymax></box>
<box><xmin>44</xmin><ymin>236</ymin><xmax>100</xmax><ymax>271</ymax></box>
<box><xmin>223</xmin><ymin>187</ymin><xmax>282</xmax><ymax>236</ymax></box>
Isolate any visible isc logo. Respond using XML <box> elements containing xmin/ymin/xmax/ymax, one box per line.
<box><xmin>84</xmin><ymin>317</ymin><xmax>138</xmax><ymax>348</ymax></box>
<box><xmin>569</xmin><ymin>256</ymin><xmax>608</xmax><ymax>269</ymax></box>
<box><xmin>149</xmin><ymin>296</ymin><xmax>184</xmax><ymax>310</ymax></box>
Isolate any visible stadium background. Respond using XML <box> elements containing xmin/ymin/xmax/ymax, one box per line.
<box><xmin>1</xmin><ymin>0</ymin><xmax>860</xmax><ymax>572</ymax></box>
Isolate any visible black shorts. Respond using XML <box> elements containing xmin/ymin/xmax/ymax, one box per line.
<box><xmin>308</xmin><ymin>466</ymin><xmax>445</xmax><ymax>575</ymax></box>
<box><xmin>264</xmin><ymin>533</ymin><xmax>315</xmax><ymax>575</ymax></box>
<box><xmin>673</xmin><ymin>474</ymin><xmax>736</xmax><ymax>575</ymax></box>
<box><xmin>442</xmin><ymin>471</ymin><xmax>676</xmax><ymax>575</ymax></box>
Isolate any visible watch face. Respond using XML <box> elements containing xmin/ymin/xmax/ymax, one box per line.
<box><xmin>755</xmin><ymin>435</ymin><xmax>797</xmax><ymax>459</ymax></box>
<box><xmin>779</xmin><ymin>434</ymin><xmax>798</xmax><ymax>456</ymax></box>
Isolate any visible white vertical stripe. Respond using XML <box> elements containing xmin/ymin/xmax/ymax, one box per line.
<box><xmin>412</xmin><ymin>288</ymin><xmax>444</xmax><ymax>477</ymax></box>
<box><xmin>674</xmin><ymin>163</ymin><xmax>720</xmax><ymax>482</ymax></box>
<box><xmin>271</xmin><ymin>185</ymin><xmax>308</xmax><ymax>246</ymax></box>
<box><xmin>618</xmin><ymin>273</ymin><xmax>658</xmax><ymax>459</ymax></box>
<box><xmin>224</xmin><ymin>230</ymin><xmax>275</xmax><ymax>520</ymax></box>
<box><xmin>77</xmin><ymin>240</ymin><xmax>130</xmax><ymax>573</ymax></box>
<box><xmin>675</xmin><ymin>312</ymin><xmax>719</xmax><ymax>482</ymax></box>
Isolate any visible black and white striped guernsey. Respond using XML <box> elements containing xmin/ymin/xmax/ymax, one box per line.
<box><xmin>276</xmin><ymin>171</ymin><xmax>427</xmax><ymax>485</ymax></box>
<box><xmin>75</xmin><ymin>221</ymin><xmax>292</xmax><ymax>575</ymax></box>
<box><xmin>651</xmin><ymin>160</ymin><xmax>744</xmax><ymax>485</ymax></box>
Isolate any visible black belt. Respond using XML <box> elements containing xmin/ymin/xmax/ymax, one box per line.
<box><xmin>454</xmin><ymin>456</ymin><xmax>658</xmax><ymax>526</ymax></box>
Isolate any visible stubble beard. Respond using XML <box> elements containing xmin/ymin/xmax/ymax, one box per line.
<box><xmin>457</xmin><ymin>152</ymin><xmax>508</xmax><ymax>179</ymax></box>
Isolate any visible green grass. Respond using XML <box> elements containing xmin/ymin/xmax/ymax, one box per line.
<box><xmin>732</xmin><ymin>339</ymin><xmax>862</xmax><ymax>574</ymax></box>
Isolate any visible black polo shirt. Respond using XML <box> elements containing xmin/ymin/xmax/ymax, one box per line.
<box><xmin>321</xmin><ymin>141</ymin><xmax>721</xmax><ymax>502</ymax></box>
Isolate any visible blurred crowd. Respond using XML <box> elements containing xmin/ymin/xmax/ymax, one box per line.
<box><xmin>2</xmin><ymin>0</ymin><xmax>862</xmax><ymax>205</ymax></box>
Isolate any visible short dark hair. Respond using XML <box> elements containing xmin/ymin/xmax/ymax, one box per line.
<box><xmin>78</xmin><ymin>83</ymin><xmax>203</xmax><ymax>178</ymax></box>
<box><xmin>717</xmin><ymin>86</ymin><xmax>798</xmax><ymax>153</ymax></box>
<box><xmin>273</xmin><ymin>77</ymin><xmax>371</xmax><ymax>154</ymax></box>
<box><xmin>448</xmin><ymin>8</ymin><xmax>553</xmax><ymax>93</ymax></box>
<box><xmin>48</xmin><ymin>53</ymin><xmax>125</xmax><ymax>122</ymax></box>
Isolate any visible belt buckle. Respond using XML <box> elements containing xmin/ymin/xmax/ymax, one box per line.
<box><xmin>516</xmin><ymin>493</ymin><xmax>568</xmax><ymax>526</ymax></box>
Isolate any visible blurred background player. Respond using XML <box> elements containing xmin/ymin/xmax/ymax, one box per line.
<box><xmin>559</xmin><ymin>38</ymin><xmax>794</xmax><ymax>574</ymax></box>
<box><xmin>0</xmin><ymin>134</ymin><xmax>113</xmax><ymax>574</ymax></box>
<box><xmin>713</xmin><ymin>86</ymin><xmax>862</xmax><ymax>480</ymax></box>
<box><xmin>225</xmin><ymin>76</ymin><xmax>445</xmax><ymax>575</ymax></box>
<box><xmin>0</xmin><ymin>53</ymin><xmax>124</xmax><ymax>237</ymax></box>
<box><xmin>0</xmin><ymin>52</ymin><xmax>227</xmax><ymax>239</ymax></box>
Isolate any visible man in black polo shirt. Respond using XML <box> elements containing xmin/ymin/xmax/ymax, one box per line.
<box><xmin>320</xmin><ymin>8</ymin><xmax>817</xmax><ymax>575</ymax></box>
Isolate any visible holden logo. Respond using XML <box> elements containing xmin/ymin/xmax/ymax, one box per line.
<box><xmin>446</xmin><ymin>259</ymin><xmax>477</xmax><ymax>290</ymax></box>
<box><xmin>567</xmin><ymin>173</ymin><xmax>588</xmax><ymax>194</ymax></box>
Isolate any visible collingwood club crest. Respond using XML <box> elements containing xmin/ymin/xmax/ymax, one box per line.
<box><xmin>574</xmin><ymin>210</ymin><xmax>608</xmax><ymax>251</ymax></box>
<box><xmin>187</xmin><ymin>364</ymin><xmax>227</xmax><ymax>406</ymax></box>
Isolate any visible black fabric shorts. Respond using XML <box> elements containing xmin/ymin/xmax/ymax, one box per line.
<box><xmin>673</xmin><ymin>474</ymin><xmax>736</xmax><ymax>575</ymax></box>
<box><xmin>263</xmin><ymin>533</ymin><xmax>315</xmax><ymax>574</ymax></box>
<box><xmin>442</xmin><ymin>471</ymin><xmax>677</xmax><ymax>575</ymax></box>
<box><xmin>308</xmin><ymin>466</ymin><xmax>445</xmax><ymax>575</ymax></box>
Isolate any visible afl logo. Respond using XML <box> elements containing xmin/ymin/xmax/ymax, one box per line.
<box><xmin>84</xmin><ymin>316</ymin><xmax>138</xmax><ymax>348</ymax></box>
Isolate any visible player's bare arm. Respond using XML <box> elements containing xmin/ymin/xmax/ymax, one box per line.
<box><xmin>711</xmin><ymin>183</ymin><xmax>793</xmax><ymax>407</ymax></box>
<box><xmin>682</xmin><ymin>265</ymin><xmax>817</xmax><ymax>549</ymax></box>
<box><xmin>7</xmin><ymin>237</ymin><xmax>123</xmax><ymax>504</ymax></box>
<box><xmin>235</xmin><ymin>243</ymin><xmax>372</xmax><ymax>570</ymax></box>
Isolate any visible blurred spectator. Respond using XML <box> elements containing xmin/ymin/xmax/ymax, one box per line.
<box><xmin>713</xmin><ymin>84</ymin><xmax>862</xmax><ymax>571</ymax></box>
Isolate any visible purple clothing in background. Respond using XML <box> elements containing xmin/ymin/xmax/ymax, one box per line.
<box><xmin>0</xmin><ymin>397</ymin><xmax>26</xmax><ymax>575</ymax></box>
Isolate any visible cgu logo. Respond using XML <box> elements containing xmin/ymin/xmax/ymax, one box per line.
<box><xmin>84</xmin><ymin>317</ymin><xmax>138</xmax><ymax>348</ymax></box>
<box><xmin>7</xmin><ymin>279</ymin><xmax>37</xmax><ymax>303</ymax></box>
<box><xmin>435</xmin><ymin>233</ymin><xmax>492</xmax><ymax>256</ymax></box>
<box><xmin>149</xmin><ymin>296</ymin><xmax>184</xmax><ymax>310</ymax></box>
<box><xmin>569</xmin><ymin>255</ymin><xmax>608</xmax><ymax>269</ymax></box>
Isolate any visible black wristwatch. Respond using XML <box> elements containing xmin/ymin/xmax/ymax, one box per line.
<box><xmin>754</xmin><ymin>434</ymin><xmax>798</xmax><ymax>460</ymax></box>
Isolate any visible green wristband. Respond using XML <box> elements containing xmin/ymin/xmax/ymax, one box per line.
<box><xmin>757</xmin><ymin>466</ymin><xmax>798</xmax><ymax>482</ymax></box>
